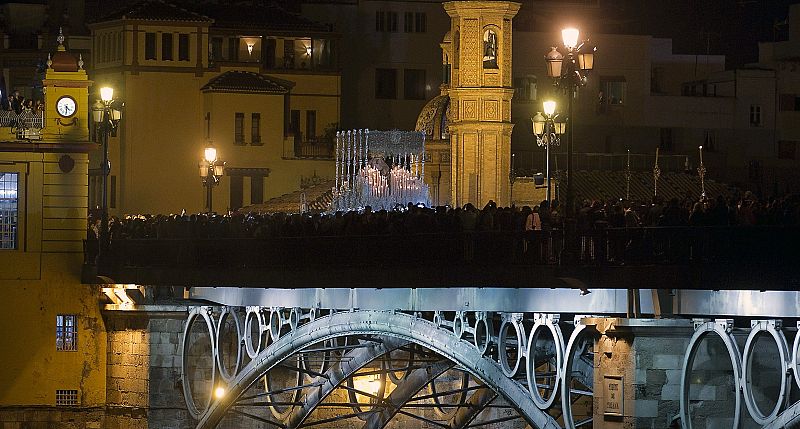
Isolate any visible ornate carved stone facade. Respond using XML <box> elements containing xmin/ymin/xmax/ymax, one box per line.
<box><xmin>443</xmin><ymin>1</ymin><xmax>519</xmax><ymax>207</ymax></box>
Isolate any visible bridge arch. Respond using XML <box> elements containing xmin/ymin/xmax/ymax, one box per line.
<box><xmin>194</xmin><ymin>310</ymin><xmax>561</xmax><ymax>429</ymax></box>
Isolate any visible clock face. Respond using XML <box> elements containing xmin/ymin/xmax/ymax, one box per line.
<box><xmin>56</xmin><ymin>96</ymin><xmax>77</xmax><ymax>118</ymax></box>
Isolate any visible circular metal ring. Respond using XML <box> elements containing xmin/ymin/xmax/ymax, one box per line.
<box><xmin>386</xmin><ymin>346</ymin><xmax>415</xmax><ymax>384</ymax></box>
<box><xmin>308</xmin><ymin>308</ymin><xmax>317</xmax><ymax>322</ymax></box>
<box><xmin>741</xmin><ymin>321</ymin><xmax>790</xmax><ymax>425</ymax></box>
<box><xmin>498</xmin><ymin>318</ymin><xmax>526</xmax><ymax>377</ymax></box>
<box><xmin>680</xmin><ymin>321</ymin><xmax>743</xmax><ymax>429</ymax></box>
<box><xmin>289</xmin><ymin>307</ymin><xmax>301</xmax><ymax>331</ymax></box>
<box><xmin>215</xmin><ymin>306</ymin><xmax>243</xmax><ymax>383</ymax></box>
<box><xmin>560</xmin><ymin>323</ymin><xmax>595</xmax><ymax>429</ymax></box>
<box><xmin>264</xmin><ymin>354</ymin><xmax>303</xmax><ymax>420</ymax></box>
<box><xmin>270</xmin><ymin>308</ymin><xmax>285</xmax><ymax>341</ymax></box>
<box><xmin>433</xmin><ymin>311</ymin><xmax>443</xmax><ymax>328</ymax></box>
<box><xmin>181</xmin><ymin>307</ymin><xmax>217</xmax><ymax>420</ymax></box>
<box><xmin>792</xmin><ymin>324</ymin><xmax>800</xmax><ymax>390</ymax></box>
<box><xmin>528</xmin><ymin>318</ymin><xmax>565</xmax><ymax>410</ymax></box>
<box><xmin>473</xmin><ymin>318</ymin><xmax>492</xmax><ymax>356</ymax></box>
<box><xmin>453</xmin><ymin>313</ymin><xmax>465</xmax><ymax>339</ymax></box>
<box><xmin>429</xmin><ymin>367</ymin><xmax>470</xmax><ymax>418</ymax></box>
<box><xmin>244</xmin><ymin>308</ymin><xmax>264</xmax><ymax>359</ymax></box>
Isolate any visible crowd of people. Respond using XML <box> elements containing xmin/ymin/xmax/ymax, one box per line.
<box><xmin>88</xmin><ymin>191</ymin><xmax>800</xmax><ymax>242</ymax></box>
<box><xmin>2</xmin><ymin>91</ymin><xmax>43</xmax><ymax>115</ymax></box>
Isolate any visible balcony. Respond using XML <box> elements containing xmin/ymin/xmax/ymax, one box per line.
<box><xmin>0</xmin><ymin>110</ymin><xmax>44</xmax><ymax>140</ymax></box>
<box><xmin>283</xmin><ymin>134</ymin><xmax>334</xmax><ymax>159</ymax></box>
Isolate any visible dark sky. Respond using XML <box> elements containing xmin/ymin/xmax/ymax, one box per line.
<box><xmin>613</xmin><ymin>0</ymin><xmax>800</xmax><ymax>67</ymax></box>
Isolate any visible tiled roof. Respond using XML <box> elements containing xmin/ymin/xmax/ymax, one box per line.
<box><xmin>198</xmin><ymin>3</ymin><xmax>332</xmax><ymax>32</ymax></box>
<box><xmin>571</xmin><ymin>171</ymin><xmax>732</xmax><ymax>203</ymax></box>
<box><xmin>201</xmin><ymin>71</ymin><xmax>294</xmax><ymax>94</ymax></box>
<box><xmin>99</xmin><ymin>0</ymin><xmax>212</xmax><ymax>23</ymax></box>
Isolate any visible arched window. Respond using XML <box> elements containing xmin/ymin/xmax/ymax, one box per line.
<box><xmin>483</xmin><ymin>29</ymin><xmax>498</xmax><ymax>69</ymax></box>
<box><xmin>453</xmin><ymin>30</ymin><xmax>460</xmax><ymax>70</ymax></box>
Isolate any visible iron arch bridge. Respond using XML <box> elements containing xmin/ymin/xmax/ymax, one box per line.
<box><xmin>180</xmin><ymin>288</ymin><xmax>800</xmax><ymax>429</ymax></box>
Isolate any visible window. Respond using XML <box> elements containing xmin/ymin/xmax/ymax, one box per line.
<box><xmin>0</xmin><ymin>173</ymin><xmax>18</xmax><ymax>250</ymax></box>
<box><xmin>602</xmin><ymin>77</ymin><xmax>626</xmax><ymax>105</ymax></box>
<box><xmin>404</xmin><ymin>69</ymin><xmax>426</xmax><ymax>100</ymax></box>
<box><xmin>483</xmin><ymin>29</ymin><xmax>498</xmax><ymax>69</ymax></box>
<box><xmin>750</xmin><ymin>105</ymin><xmax>762</xmax><ymax>127</ymax></box>
<box><xmin>779</xmin><ymin>94</ymin><xmax>800</xmax><ymax>111</ymax></box>
<box><xmin>375</xmin><ymin>10</ymin><xmax>397</xmax><ymax>33</ymax></box>
<box><xmin>56</xmin><ymin>314</ymin><xmax>77</xmax><ymax>351</ymax></box>
<box><xmin>283</xmin><ymin>40</ymin><xmax>295</xmax><ymax>69</ymax></box>
<box><xmin>306</xmin><ymin>110</ymin><xmax>316</xmax><ymax>139</ymax></box>
<box><xmin>56</xmin><ymin>390</ymin><xmax>78</xmax><ymax>406</ymax></box>
<box><xmin>210</xmin><ymin>37</ymin><xmax>223</xmax><ymax>62</ymax></box>
<box><xmin>415</xmin><ymin>12</ymin><xmax>426</xmax><ymax>33</ymax></box>
<box><xmin>659</xmin><ymin>128</ymin><xmax>673</xmax><ymax>152</ymax></box>
<box><xmin>290</xmin><ymin>110</ymin><xmax>301</xmax><ymax>140</ymax></box>
<box><xmin>228</xmin><ymin>37</ymin><xmax>239</xmax><ymax>62</ymax></box>
<box><xmin>404</xmin><ymin>12</ymin><xmax>414</xmax><ymax>33</ymax></box>
<box><xmin>376</xmin><ymin>11</ymin><xmax>385</xmax><ymax>32</ymax></box>
<box><xmin>779</xmin><ymin>141</ymin><xmax>797</xmax><ymax>160</ymax></box>
<box><xmin>234</xmin><ymin>113</ymin><xmax>244</xmax><ymax>145</ymax></box>
<box><xmin>375</xmin><ymin>68</ymin><xmax>397</xmax><ymax>99</ymax></box>
<box><xmin>514</xmin><ymin>76</ymin><xmax>537</xmax><ymax>102</ymax></box>
<box><xmin>230</xmin><ymin>175</ymin><xmax>243</xmax><ymax>210</ymax></box>
<box><xmin>162</xmin><ymin>33</ymin><xmax>173</xmax><ymax>60</ymax></box>
<box><xmin>145</xmin><ymin>32</ymin><xmax>156</xmax><ymax>60</ymax></box>
<box><xmin>251</xmin><ymin>113</ymin><xmax>261</xmax><ymax>145</ymax></box>
<box><xmin>178</xmin><ymin>34</ymin><xmax>190</xmax><ymax>61</ymax></box>
<box><xmin>251</xmin><ymin>176</ymin><xmax>264</xmax><ymax>205</ymax></box>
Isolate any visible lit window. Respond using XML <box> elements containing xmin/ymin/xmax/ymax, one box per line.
<box><xmin>750</xmin><ymin>104</ymin><xmax>762</xmax><ymax>127</ymax></box>
<box><xmin>0</xmin><ymin>173</ymin><xmax>18</xmax><ymax>250</ymax></box>
<box><xmin>56</xmin><ymin>314</ymin><xmax>77</xmax><ymax>351</ymax></box>
<box><xmin>56</xmin><ymin>390</ymin><xmax>78</xmax><ymax>406</ymax></box>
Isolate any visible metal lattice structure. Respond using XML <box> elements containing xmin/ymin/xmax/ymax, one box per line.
<box><xmin>179</xmin><ymin>288</ymin><xmax>800</xmax><ymax>429</ymax></box>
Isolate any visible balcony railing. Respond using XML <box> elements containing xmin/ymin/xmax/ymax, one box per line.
<box><xmin>0</xmin><ymin>110</ymin><xmax>44</xmax><ymax>129</ymax></box>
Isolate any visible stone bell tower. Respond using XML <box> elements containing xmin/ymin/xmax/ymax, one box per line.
<box><xmin>444</xmin><ymin>1</ymin><xmax>519</xmax><ymax>208</ymax></box>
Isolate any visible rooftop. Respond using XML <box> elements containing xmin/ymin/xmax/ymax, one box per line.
<box><xmin>201</xmin><ymin>71</ymin><xmax>294</xmax><ymax>94</ymax></box>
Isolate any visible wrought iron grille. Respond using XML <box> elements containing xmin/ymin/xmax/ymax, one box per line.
<box><xmin>0</xmin><ymin>173</ymin><xmax>18</xmax><ymax>249</ymax></box>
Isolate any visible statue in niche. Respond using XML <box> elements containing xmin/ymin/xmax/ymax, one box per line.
<box><xmin>483</xmin><ymin>29</ymin><xmax>498</xmax><ymax>69</ymax></box>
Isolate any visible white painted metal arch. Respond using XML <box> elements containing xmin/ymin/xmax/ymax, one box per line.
<box><xmin>195</xmin><ymin>310</ymin><xmax>561</xmax><ymax>429</ymax></box>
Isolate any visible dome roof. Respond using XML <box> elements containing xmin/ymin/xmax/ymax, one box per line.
<box><xmin>442</xmin><ymin>30</ymin><xmax>452</xmax><ymax>43</ymax></box>
<box><xmin>415</xmin><ymin>94</ymin><xmax>450</xmax><ymax>142</ymax></box>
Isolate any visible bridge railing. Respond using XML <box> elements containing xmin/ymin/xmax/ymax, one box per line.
<box><xmin>85</xmin><ymin>226</ymin><xmax>799</xmax><ymax>270</ymax></box>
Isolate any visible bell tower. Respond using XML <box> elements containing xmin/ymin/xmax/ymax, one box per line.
<box><xmin>444</xmin><ymin>1</ymin><xmax>519</xmax><ymax>207</ymax></box>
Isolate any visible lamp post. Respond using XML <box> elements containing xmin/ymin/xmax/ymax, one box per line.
<box><xmin>91</xmin><ymin>87</ymin><xmax>122</xmax><ymax>262</ymax></box>
<box><xmin>200</xmin><ymin>143</ymin><xmax>225</xmax><ymax>212</ymax></box>
<box><xmin>532</xmin><ymin>100</ymin><xmax>566</xmax><ymax>206</ymax></box>
<box><xmin>544</xmin><ymin>28</ymin><xmax>595</xmax><ymax>217</ymax></box>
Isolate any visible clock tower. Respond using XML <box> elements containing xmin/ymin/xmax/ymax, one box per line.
<box><xmin>444</xmin><ymin>1</ymin><xmax>519</xmax><ymax>207</ymax></box>
<box><xmin>42</xmin><ymin>29</ymin><xmax>92</xmax><ymax>143</ymax></box>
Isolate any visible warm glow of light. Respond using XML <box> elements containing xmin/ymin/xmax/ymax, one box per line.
<box><xmin>353</xmin><ymin>375</ymin><xmax>382</xmax><ymax>398</ymax></box>
<box><xmin>247</xmin><ymin>43</ymin><xmax>255</xmax><ymax>55</ymax></box>
<box><xmin>562</xmin><ymin>28</ymin><xmax>580</xmax><ymax>49</ymax></box>
<box><xmin>100</xmin><ymin>87</ymin><xmax>114</xmax><ymax>102</ymax></box>
<box><xmin>214</xmin><ymin>387</ymin><xmax>226</xmax><ymax>398</ymax></box>
<box><xmin>204</xmin><ymin>146</ymin><xmax>217</xmax><ymax>163</ymax></box>
<box><xmin>543</xmin><ymin>100</ymin><xmax>557</xmax><ymax>117</ymax></box>
<box><xmin>699</xmin><ymin>146</ymin><xmax>703</xmax><ymax>150</ymax></box>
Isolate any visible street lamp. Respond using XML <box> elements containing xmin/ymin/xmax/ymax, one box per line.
<box><xmin>544</xmin><ymin>27</ymin><xmax>595</xmax><ymax>217</ymax></box>
<box><xmin>532</xmin><ymin>100</ymin><xmax>566</xmax><ymax>206</ymax></box>
<box><xmin>199</xmin><ymin>142</ymin><xmax>225</xmax><ymax>212</ymax></box>
<box><xmin>92</xmin><ymin>86</ymin><xmax>123</xmax><ymax>263</ymax></box>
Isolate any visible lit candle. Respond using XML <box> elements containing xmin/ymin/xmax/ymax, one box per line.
<box><xmin>699</xmin><ymin>145</ymin><xmax>703</xmax><ymax>164</ymax></box>
<box><xmin>655</xmin><ymin>147</ymin><xmax>659</xmax><ymax>165</ymax></box>
<box><xmin>626</xmin><ymin>149</ymin><xmax>630</xmax><ymax>167</ymax></box>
